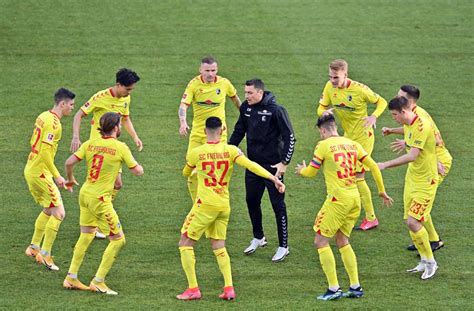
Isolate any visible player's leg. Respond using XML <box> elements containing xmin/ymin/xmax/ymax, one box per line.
<box><xmin>209</xmin><ymin>210</ymin><xmax>235</xmax><ymax>300</ymax></box>
<box><xmin>265</xmin><ymin>173</ymin><xmax>289</xmax><ymax>262</ymax></box>
<box><xmin>35</xmin><ymin>203</ymin><xmax>64</xmax><ymax>270</ymax></box>
<box><xmin>314</xmin><ymin>199</ymin><xmax>342</xmax><ymax>301</ymax></box>
<box><xmin>244</xmin><ymin>170</ymin><xmax>267</xmax><ymax>254</ymax></box>
<box><xmin>26</xmin><ymin>209</ymin><xmax>50</xmax><ymax>258</ymax></box>
<box><xmin>356</xmin><ymin>137</ymin><xmax>377</xmax><ymax>230</ymax></box>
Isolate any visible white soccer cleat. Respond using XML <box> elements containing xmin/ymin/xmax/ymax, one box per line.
<box><xmin>95</xmin><ymin>231</ymin><xmax>106</xmax><ymax>239</ymax></box>
<box><xmin>421</xmin><ymin>261</ymin><xmax>438</xmax><ymax>280</ymax></box>
<box><xmin>272</xmin><ymin>247</ymin><xmax>289</xmax><ymax>262</ymax></box>
<box><xmin>244</xmin><ymin>237</ymin><xmax>267</xmax><ymax>255</ymax></box>
<box><xmin>406</xmin><ymin>260</ymin><xmax>426</xmax><ymax>273</ymax></box>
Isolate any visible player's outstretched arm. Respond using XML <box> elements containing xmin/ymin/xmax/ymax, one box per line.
<box><xmin>382</xmin><ymin>127</ymin><xmax>404</xmax><ymax>136</ymax></box>
<box><xmin>378</xmin><ymin>147</ymin><xmax>420</xmax><ymax>170</ymax></box>
<box><xmin>361</xmin><ymin>156</ymin><xmax>393</xmax><ymax>207</ymax></box>
<box><xmin>129</xmin><ymin>164</ymin><xmax>144</xmax><ymax>176</ymax></box>
<box><xmin>295</xmin><ymin>160</ymin><xmax>320</xmax><ymax>178</ymax></box>
<box><xmin>71</xmin><ymin>110</ymin><xmax>86</xmax><ymax>152</ymax></box>
<box><xmin>122</xmin><ymin>116</ymin><xmax>143</xmax><ymax>151</ymax></box>
<box><xmin>235</xmin><ymin>155</ymin><xmax>285</xmax><ymax>193</ymax></box>
<box><xmin>178</xmin><ymin>103</ymin><xmax>190</xmax><ymax>136</ymax></box>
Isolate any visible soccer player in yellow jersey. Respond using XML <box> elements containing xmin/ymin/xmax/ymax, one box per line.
<box><xmin>382</xmin><ymin>85</ymin><xmax>452</xmax><ymax>252</ymax></box>
<box><xmin>378</xmin><ymin>96</ymin><xmax>439</xmax><ymax>280</ymax></box>
<box><xmin>295</xmin><ymin>114</ymin><xmax>392</xmax><ymax>301</ymax></box>
<box><xmin>177</xmin><ymin>117</ymin><xmax>284</xmax><ymax>301</ymax></box>
<box><xmin>178</xmin><ymin>57</ymin><xmax>242</xmax><ymax>201</ymax></box>
<box><xmin>63</xmin><ymin>113</ymin><xmax>144</xmax><ymax>294</ymax></box>
<box><xmin>24</xmin><ymin>88</ymin><xmax>75</xmax><ymax>271</ymax></box>
<box><xmin>317</xmin><ymin>59</ymin><xmax>388</xmax><ymax>230</ymax></box>
<box><xmin>71</xmin><ymin>68</ymin><xmax>141</xmax><ymax>238</ymax></box>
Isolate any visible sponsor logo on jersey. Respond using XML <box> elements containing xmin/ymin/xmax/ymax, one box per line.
<box><xmin>257</xmin><ymin>109</ymin><xmax>272</xmax><ymax>116</ymax></box>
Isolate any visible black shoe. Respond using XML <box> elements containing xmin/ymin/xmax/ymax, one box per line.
<box><xmin>430</xmin><ymin>240</ymin><xmax>444</xmax><ymax>252</ymax></box>
<box><xmin>407</xmin><ymin>244</ymin><xmax>417</xmax><ymax>251</ymax></box>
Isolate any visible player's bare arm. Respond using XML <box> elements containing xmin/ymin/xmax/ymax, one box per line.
<box><xmin>64</xmin><ymin>154</ymin><xmax>81</xmax><ymax>192</ymax></box>
<box><xmin>390</xmin><ymin>138</ymin><xmax>407</xmax><ymax>154</ymax></box>
<box><xmin>382</xmin><ymin>127</ymin><xmax>404</xmax><ymax>136</ymax></box>
<box><xmin>178</xmin><ymin>103</ymin><xmax>190</xmax><ymax>136</ymax></box>
<box><xmin>70</xmin><ymin>109</ymin><xmax>86</xmax><ymax>152</ymax></box>
<box><xmin>130</xmin><ymin>164</ymin><xmax>144</xmax><ymax>176</ymax></box>
<box><xmin>230</xmin><ymin>95</ymin><xmax>242</xmax><ymax>109</ymax></box>
<box><xmin>378</xmin><ymin>147</ymin><xmax>420</xmax><ymax>170</ymax></box>
<box><xmin>122</xmin><ymin>116</ymin><xmax>143</xmax><ymax>151</ymax></box>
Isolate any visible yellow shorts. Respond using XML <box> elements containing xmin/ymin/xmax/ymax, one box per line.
<box><xmin>313</xmin><ymin>194</ymin><xmax>361</xmax><ymax>238</ymax></box>
<box><xmin>403</xmin><ymin>179</ymin><xmax>438</xmax><ymax>221</ymax></box>
<box><xmin>25</xmin><ymin>172</ymin><xmax>63</xmax><ymax>208</ymax></box>
<box><xmin>438</xmin><ymin>158</ymin><xmax>452</xmax><ymax>185</ymax></box>
<box><xmin>79</xmin><ymin>192</ymin><xmax>122</xmax><ymax>236</ymax></box>
<box><xmin>351</xmin><ymin>133</ymin><xmax>374</xmax><ymax>173</ymax></box>
<box><xmin>181</xmin><ymin>207</ymin><xmax>230</xmax><ymax>241</ymax></box>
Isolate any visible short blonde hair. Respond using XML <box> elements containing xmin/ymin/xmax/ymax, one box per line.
<box><xmin>329</xmin><ymin>59</ymin><xmax>348</xmax><ymax>72</ymax></box>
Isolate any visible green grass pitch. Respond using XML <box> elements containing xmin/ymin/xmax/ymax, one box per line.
<box><xmin>0</xmin><ymin>0</ymin><xmax>472</xmax><ymax>309</ymax></box>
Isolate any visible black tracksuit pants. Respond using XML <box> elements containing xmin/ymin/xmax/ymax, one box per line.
<box><xmin>245</xmin><ymin>165</ymin><xmax>288</xmax><ymax>248</ymax></box>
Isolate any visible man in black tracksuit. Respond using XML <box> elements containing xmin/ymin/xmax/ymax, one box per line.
<box><xmin>229</xmin><ymin>79</ymin><xmax>295</xmax><ymax>262</ymax></box>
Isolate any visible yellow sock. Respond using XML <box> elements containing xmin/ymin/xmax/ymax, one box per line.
<box><xmin>41</xmin><ymin>216</ymin><xmax>62</xmax><ymax>254</ymax></box>
<box><xmin>111</xmin><ymin>189</ymin><xmax>119</xmax><ymax>201</ymax></box>
<box><xmin>317</xmin><ymin>246</ymin><xmax>339</xmax><ymax>289</ymax></box>
<box><xmin>357</xmin><ymin>178</ymin><xmax>376</xmax><ymax>221</ymax></box>
<box><xmin>409</xmin><ymin>231</ymin><xmax>419</xmax><ymax>249</ymax></box>
<box><xmin>179</xmin><ymin>246</ymin><xmax>198</xmax><ymax>288</ymax></box>
<box><xmin>412</xmin><ymin>227</ymin><xmax>433</xmax><ymax>260</ymax></box>
<box><xmin>339</xmin><ymin>244</ymin><xmax>359</xmax><ymax>287</ymax></box>
<box><xmin>31</xmin><ymin>212</ymin><xmax>50</xmax><ymax>247</ymax></box>
<box><xmin>68</xmin><ymin>232</ymin><xmax>95</xmax><ymax>275</ymax></box>
<box><xmin>187</xmin><ymin>173</ymin><xmax>197</xmax><ymax>202</ymax></box>
<box><xmin>423</xmin><ymin>215</ymin><xmax>439</xmax><ymax>242</ymax></box>
<box><xmin>95</xmin><ymin>237</ymin><xmax>126</xmax><ymax>280</ymax></box>
<box><xmin>214</xmin><ymin>248</ymin><xmax>233</xmax><ymax>287</ymax></box>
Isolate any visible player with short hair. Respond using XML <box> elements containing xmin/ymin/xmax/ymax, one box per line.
<box><xmin>378</xmin><ymin>96</ymin><xmax>439</xmax><ymax>280</ymax></box>
<box><xmin>382</xmin><ymin>85</ymin><xmax>452</xmax><ymax>251</ymax></box>
<box><xmin>295</xmin><ymin>114</ymin><xmax>392</xmax><ymax>300</ymax></box>
<box><xmin>317</xmin><ymin>59</ymin><xmax>388</xmax><ymax>230</ymax></box>
<box><xmin>178</xmin><ymin>57</ymin><xmax>241</xmax><ymax>201</ymax></box>
<box><xmin>63</xmin><ymin>112</ymin><xmax>144</xmax><ymax>294</ymax></box>
<box><xmin>70</xmin><ymin>68</ymin><xmax>142</xmax><ymax>238</ymax></box>
<box><xmin>24</xmin><ymin>88</ymin><xmax>76</xmax><ymax>271</ymax></box>
<box><xmin>177</xmin><ymin>116</ymin><xmax>284</xmax><ymax>301</ymax></box>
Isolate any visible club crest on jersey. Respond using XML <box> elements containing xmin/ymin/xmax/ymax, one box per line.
<box><xmin>262</xmin><ymin>116</ymin><xmax>266</xmax><ymax>122</ymax></box>
<box><xmin>347</xmin><ymin>95</ymin><xmax>352</xmax><ymax>101</ymax></box>
<box><xmin>124</xmin><ymin>103</ymin><xmax>128</xmax><ymax>108</ymax></box>
<box><xmin>46</xmin><ymin>133</ymin><xmax>54</xmax><ymax>142</ymax></box>
<box><xmin>216</xmin><ymin>88</ymin><xmax>221</xmax><ymax>95</ymax></box>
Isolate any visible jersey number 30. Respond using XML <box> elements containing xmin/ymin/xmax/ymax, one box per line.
<box><xmin>334</xmin><ymin>152</ymin><xmax>357</xmax><ymax>179</ymax></box>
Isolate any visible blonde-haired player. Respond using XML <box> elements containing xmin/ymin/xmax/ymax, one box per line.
<box><xmin>177</xmin><ymin>117</ymin><xmax>284</xmax><ymax>301</ymax></box>
<box><xmin>63</xmin><ymin>112</ymin><xmax>144</xmax><ymax>294</ymax></box>
<box><xmin>382</xmin><ymin>85</ymin><xmax>452</xmax><ymax>252</ymax></box>
<box><xmin>24</xmin><ymin>88</ymin><xmax>75</xmax><ymax>271</ymax></box>
<box><xmin>317</xmin><ymin>59</ymin><xmax>388</xmax><ymax>230</ymax></box>
<box><xmin>178</xmin><ymin>57</ymin><xmax>241</xmax><ymax>201</ymax></box>
<box><xmin>295</xmin><ymin>114</ymin><xmax>392</xmax><ymax>300</ymax></box>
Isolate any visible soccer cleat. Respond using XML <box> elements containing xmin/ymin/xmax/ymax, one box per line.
<box><xmin>406</xmin><ymin>244</ymin><xmax>417</xmax><ymax>251</ymax></box>
<box><xmin>95</xmin><ymin>231</ymin><xmax>107</xmax><ymax>239</ymax></box>
<box><xmin>25</xmin><ymin>245</ymin><xmax>40</xmax><ymax>258</ymax></box>
<box><xmin>317</xmin><ymin>288</ymin><xmax>343</xmax><ymax>301</ymax></box>
<box><xmin>219</xmin><ymin>286</ymin><xmax>236</xmax><ymax>300</ymax></box>
<box><xmin>358</xmin><ymin>218</ymin><xmax>379</xmax><ymax>231</ymax></box>
<box><xmin>430</xmin><ymin>240</ymin><xmax>444</xmax><ymax>252</ymax></box>
<box><xmin>343</xmin><ymin>286</ymin><xmax>364</xmax><ymax>298</ymax></box>
<box><xmin>35</xmin><ymin>252</ymin><xmax>59</xmax><ymax>271</ymax></box>
<box><xmin>63</xmin><ymin>276</ymin><xmax>90</xmax><ymax>291</ymax></box>
<box><xmin>244</xmin><ymin>237</ymin><xmax>267</xmax><ymax>255</ymax></box>
<box><xmin>176</xmin><ymin>287</ymin><xmax>201</xmax><ymax>300</ymax></box>
<box><xmin>272</xmin><ymin>247</ymin><xmax>289</xmax><ymax>262</ymax></box>
<box><xmin>406</xmin><ymin>260</ymin><xmax>426</xmax><ymax>273</ymax></box>
<box><xmin>421</xmin><ymin>261</ymin><xmax>438</xmax><ymax>280</ymax></box>
<box><xmin>89</xmin><ymin>280</ymin><xmax>118</xmax><ymax>295</ymax></box>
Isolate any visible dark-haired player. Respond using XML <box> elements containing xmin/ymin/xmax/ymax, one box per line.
<box><xmin>296</xmin><ymin>114</ymin><xmax>392</xmax><ymax>300</ymax></box>
<box><xmin>24</xmin><ymin>88</ymin><xmax>76</xmax><ymax>271</ymax></box>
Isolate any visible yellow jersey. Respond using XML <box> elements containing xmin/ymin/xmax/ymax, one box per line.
<box><xmin>181</xmin><ymin>75</ymin><xmax>237</xmax><ymax>138</ymax></box>
<box><xmin>310</xmin><ymin>136</ymin><xmax>369</xmax><ymax>198</ymax></box>
<box><xmin>403</xmin><ymin>115</ymin><xmax>438</xmax><ymax>185</ymax></box>
<box><xmin>319</xmin><ymin>80</ymin><xmax>386</xmax><ymax>143</ymax></box>
<box><xmin>80</xmin><ymin>88</ymin><xmax>131</xmax><ymax>140</ymax></box>
<box><xmin>24</xmin><ymin>110</ymin><xmax>62</xmax><ymax>178</ymax></box>
<box><xmin>74</xmin><ymin>137</ymin><xmax>138</xmax><ymax>198</ymax></box>
<box><xmin>184</xmin><ymin>141</ymin><xmax>270</xmax><ymax>211</ymax></box>
<box><xmin>413</xmin><ymin>105</ymin><xmax>452</xmax><ymax>165</ymax></box>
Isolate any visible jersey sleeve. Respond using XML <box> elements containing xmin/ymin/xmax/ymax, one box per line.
<box><xmin>123</xmin><ymin>97</ymin><xmax>131</xmax><ymax>116</ymax></box>
<box><xmin>80</xmin><ymin>95</ymin><xmax>98</xmax><ymax>116</ymax></box>
<box><xmin>182</xmin><ymin>149</ymin><xmax>197</xmax><ymax>176</ymax></box>
<box><xmin>73</xmin><ymin>141</ymin><xmax>87</xmax><ymax>160</ymax></box>
<box><xmin>226</xmin><ymin>79</ymin><xmax>237</xmax><ymax>98</ymax></box>
<box><xmin>235</xmin><ymin>154</ymin><xmax>272</xmax><ymax>179</ymax></box>
<box><xmin>300</xmin><ymin>142</ymin><xmax>324</xmax><ymax>177</ymax></box>
<box><xmin>181</xmin><ymin>79</ymin><xmax>196</xmax><ymax>106</ymax></box>
<box><xmin>354</xmin><ymin>141</ymin><xmax>369</xmax><ymax>162</ymax></box>
<box><xmin>41</xmin><ymin>121</ymin><xmax>58</xmax><ymax>146</ymax></box>
<box><xmin>120</xmin><ymin>142</ymin><xmax>138</xmax><ymax>168</ymax></box>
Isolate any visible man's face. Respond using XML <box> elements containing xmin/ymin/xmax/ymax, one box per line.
<box><xmin>199</xmin><ymin>62</ymin><xmax>218</xmax><ymax>83</ymax></box>
<box><xmin>329</xmin><ymin>69</ymin><xmax>347</xmax><ymax>88</ymax></box>
<box><xmin>244</xmin><ymin>85</ymin><xmax>264</xmax><ymax>105</ymax></box>
<box><xmin>397</xmin><ymin>89</ymin><xmax>416</xmax><ymax>109</ymax></box>
<box><xmin>390</xmin><ymin>109</ymin><xmax>407</xmax><ymax>125</ymax></box>
<box><xmin>61</xmin><ymin>99</ymin><xmax>75</xmax><ymax>116</ymax></box>
<box><xmin>116</xmin><ymin>83</ymin><xmax>136</xmax><ymax>97</ymax></box>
